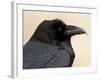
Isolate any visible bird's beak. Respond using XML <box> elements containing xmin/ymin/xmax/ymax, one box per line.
<box><xmin>64</xmin><ymin>25</ymin><xmax>87</xmax><ymax>36</ymax></box>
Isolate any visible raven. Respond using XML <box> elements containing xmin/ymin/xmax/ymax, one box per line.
<box><xmin>23</xmin><ymin>19</ymin><xmax>86</xmax><ymax>69</ymax></box>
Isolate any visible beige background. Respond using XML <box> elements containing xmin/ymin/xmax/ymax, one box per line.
<box><xmin>23</xmin><ymin>10</ymin><xmax>91</xmax><ymax>67</ymax></box>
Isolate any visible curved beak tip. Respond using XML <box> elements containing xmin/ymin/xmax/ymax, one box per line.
<box><xmin>84</xmin><ymin>32</ymin><xmax>87</xmax><ymax>35</ymax></box>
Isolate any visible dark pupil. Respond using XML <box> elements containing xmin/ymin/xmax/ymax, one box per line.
<box><xmin>58</xmin><ymin>27</ymin><xmax>62</xmax><ymax>31</ymax></box>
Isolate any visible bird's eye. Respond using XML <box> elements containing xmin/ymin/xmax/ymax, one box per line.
<box><xmin>58</xmin><ymin>27</ymin><xmax>62</xmax><ymax>31</ymax></box>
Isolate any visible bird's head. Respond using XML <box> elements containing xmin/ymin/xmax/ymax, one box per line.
<box><xmin>32</xmin><ymin>19</ymin><xmax>86</xmax><ymax>43</ymax></box>
<box><xmin>48</xmin><ymin>19</ymin><xmax>86</xmax><ymax>41</ymax></box>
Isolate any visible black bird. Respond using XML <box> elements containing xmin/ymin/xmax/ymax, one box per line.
<box><xmin>23</xmin><ymin>19</ymin><xmax>86</xmax><ymax>69</ymax></box>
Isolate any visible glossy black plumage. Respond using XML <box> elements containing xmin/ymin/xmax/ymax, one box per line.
<box><xmin>23</xmin><ymin>19</ymin><xmax>86</xmax><ymax>69</ymax></box>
